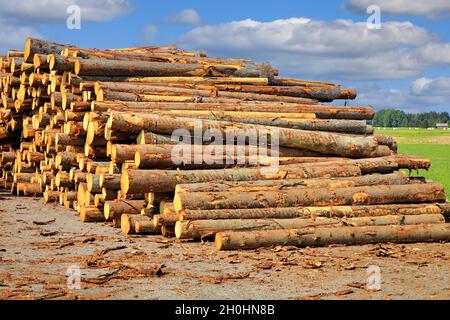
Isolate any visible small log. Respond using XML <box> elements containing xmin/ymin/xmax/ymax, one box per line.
<box><xmin>121</xmin><ymin>214</ymin><xmax>152</xmax><ymax>235</ymax></box>
<box><xmin>104</xmin><ymin>200</ymin><xmax>147</xmax><ymax>220</ymax></box>
<box><xmin>80</xmin><ymin>206</ymin><xmax>105</xmax><ymax>223</ymax></box>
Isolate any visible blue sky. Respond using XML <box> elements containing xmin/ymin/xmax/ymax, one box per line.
<box><xmin>0</xmin><ymin>0</ymin><xmax>449</xmax><ymax>113</ymax></box>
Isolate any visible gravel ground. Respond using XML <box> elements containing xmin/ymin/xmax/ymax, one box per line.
<box><xmin>0</xmin><ymin>192</ymin><xmax>449</xmax><ymax>300</ymax></box>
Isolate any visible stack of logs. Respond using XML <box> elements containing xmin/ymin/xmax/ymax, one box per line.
<box><xmin>0</xmin><ymin>38</ymin><xmax>449</xmax><ymax>251</ymax></box>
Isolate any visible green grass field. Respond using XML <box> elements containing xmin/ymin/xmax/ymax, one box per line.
<box><xmin>375</xmin><ymin>128</ymin><xmax>450</xmax><ymax>196</ymax></box>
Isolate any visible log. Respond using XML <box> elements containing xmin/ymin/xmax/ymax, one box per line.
<box><xmin>121</xmin><ymin>214</ymin><xmax>152</xmax><ymax>235</ymax></box>
<box><xmin>178</xmin><ymin>203</ymin><xmax>445</xmax><ymax>221</ymax></box>
<box><xmin>80</xmin><ymin>206</ymin><xmax>105</xmax><ymax>223</ymax></box>
<box><xmin>121</xmin><ymin>162</ymin><xmax>363</xmax><ymax>194</ymax></box>
<box><xmin>177</xmin><ymin>214</ymin><xmax>445</xmax><ymax>240</ymax></box>
<box><xmin>174</xmin><ymin>183</ymin><xmax>446</xmax><ymax>211</ymax></box>
<box><xmin>24</xmin><ymin>38</ymin><xmax>71</xmax><ymax>63</ymax></box>
<box><xmin>105</xmin><ymin>113</ymin><xmax>389</xmax><ymax>158</ymax></box>
<box><xmin>215</xmin><ymin>223</ymin><xmax>450</xmax><ymax>250</ymax></box>
<box><xmin>104</xmin><ymin>200</ymin><xmax>147</xmax><ymax>220</ymax></box>
<box><xmin>135</xmin><ymin>220</ymin><xmax>159</xmax><ymax>235</ymax></box>
<box><xmin>93</xmin><ymin>101</ymin><xmax>375</xmax><ymax>120</ymax></box>
<box><xmin>174</xmin><ymin>172</ymin><xmax>411</xmax><ymax>194</ymax></box>
<box><xmin>75</xmin><ymin>59</ymin><xmax>274</xmax><ymax>78</ymax></box>
<box><xmin>99</xmin><ymin>174</ymin><xmax>121</xmax><ymax>190</ymax></box>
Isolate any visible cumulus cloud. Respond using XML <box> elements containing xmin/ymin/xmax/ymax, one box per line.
<box><xmin>351</xmin><ymin>78</ymin><xmax>450</xmax><ymax>113</ymax></box>
<box><xmin>342</xmin><ymin>0</ymin><xmax>450</xmax><ymax>19</ymax></box>
<box><xmin>0</xmin><ymin>20</ymin><xmax>41</xmax><ymax>51</ymax></box>
<box><xmin>180</xmin><ymin>17</ymin><xmax>450</xmax><ymax>81</ymax></box>
<box><xmin>165</xmin><ymin>9</ymin><xmax>202</xmax><ymax>25</ymax></box>
<box><xmin>0</xmin><ymin>0</ymin><xmax>132</xmax><ymax>53</ymax></box>
<box><xmin>0</xmin><ymin>0</ymin><xmax>133</xmax><ymax>24</ymax></box>
<box><xmin>141</xmin><ymin>25</ymin><xmax>159</xmax><ymax>44</ymax></box>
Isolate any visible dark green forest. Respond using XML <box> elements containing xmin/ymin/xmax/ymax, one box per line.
<box><xmin>373</xmin><ymin>109</ymin><xmax>449</xmax><ymax>128</ymax></box>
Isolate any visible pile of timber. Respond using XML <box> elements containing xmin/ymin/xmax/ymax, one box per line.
<box><xmin>0</xmin><ymin>37</ymin><xmax>448</xmax><ymax>251</ymax></box>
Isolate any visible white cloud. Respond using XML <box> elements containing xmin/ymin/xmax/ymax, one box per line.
<box><xmin>141</xmin><ymin>25</ymin><xmax>159</xmax><ymax>44</ymax></box>
<box><xmin>165</xmin><ymin>9</ymin><xmax>202</xmax><ymax>25</ymax></box>
<box><xmin>180</xmin><ymin>17</ymin><xmax>450</xmax><ymax>81</ymax></box>
<box><xmin>342</xmin><ymin>0</ymin><xmax>450</xmax><ymax>19</ymax></box>
<box><xmin>411</xmin><ymin>77</ymin><xmax>450</xmax><ymax>97</ymax></box>
<box><xmin>0</xmin><ymin>0</ymin><xmax>132</xmax><ymax>53</ymax></box>
<box><xmin>0</xmin><ymin>19</ymin><xmax>41</xmax><ymax>52</ymax></box>
<box><xmin>351</xmin><ymin>78</ymin><xmax>450</xmax><ymax>113</ymax></box>
<box><xmin>0</xmin><ymin>0</ymin><xmax>133</xmax><ymax>24</ymax></box>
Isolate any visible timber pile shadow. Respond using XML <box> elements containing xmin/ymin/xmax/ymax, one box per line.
<box><xmin>0</xmin><ymin>38</ymin><xmax>449</xmax><ymax>251</ymax></box>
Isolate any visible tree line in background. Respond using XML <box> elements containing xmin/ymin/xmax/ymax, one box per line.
<box><xmin>373</xmin><ymin>109</ymin><xmax>450</xmax><ymax>128</ymax></box>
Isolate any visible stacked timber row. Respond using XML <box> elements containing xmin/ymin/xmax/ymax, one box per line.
<box><xmin>0</xmin><ymin>38</ymin><xmax>449</xmax><ymax>251</ymax></box>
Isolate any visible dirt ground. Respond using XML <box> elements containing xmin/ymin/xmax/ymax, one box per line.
<box><xmin>0</xmin><ymin>191</ymin><xmax>449</xmax><ymax>300</ymax></box>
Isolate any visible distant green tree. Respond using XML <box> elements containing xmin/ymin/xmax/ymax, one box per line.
<box><xmin>373</xmin><ymin>109</ymin><xmax>450</xmax><ymax>128</ymax></box>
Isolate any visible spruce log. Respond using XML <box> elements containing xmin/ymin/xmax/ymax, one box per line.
<box><xmin>24</xmin><ymin>38</ymin><xmax>71</xmax><ymax>63</ymax></box>
<box><xmin>135</xmin><ymin>220</ymin><xmax>159</xmax><ymax>235</ymax></box>
<box><xmin>174</xmin><ymin>183</ymin><xmax>446</xmax><ymax>211</ymax></box>
<box><xmin>105</xmin><ymin>113</ymin><xmax>389</xmax><ymax>158</ymax></box>
<box><xmin>121</xmin><ymin>214</ymin><xmax>152</xmax><ymax>235</ymax></box>
<box><xmin>179</xmin><ymin>204</ymin><xmax>444</xmax><ymax>221</ymax></box>
<box><xmin>80</xmin><ymin>206</ymin><xmax>105</xmax><ymax>223</ymax></box>
<box><xmin>177</xmin><ymin>214</ymin><xmax>445</xmax><ymax>240</ymax></box>
<box><xmin>93</xmin><ymin>101</ymin><xmax>375</xmax><ymax>120</ymax></box>
<box><xmin>104</xmin><ymin>200</ymin><xmax>147</xmax><ymax>220</ymax></box>
<box><xmin>215</xmin><ymin>224</ymin><xmax>450</xmax><ymax>250</ymax></box>
<box><xmin>121</xmin><ymin>162</ymin><xmax>362</xmax><ymax>194</ymax></box>
<box><xmin>75</xmin><ymin>59</ymin><xmax>273</xmax><ymax>78</ymax></box>
<box><xmin>174</xmin><ymin>172</ymin><xmax>411</xmax><ymax>194</ymax></box>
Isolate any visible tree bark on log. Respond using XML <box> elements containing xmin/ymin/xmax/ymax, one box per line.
<box><xmin>24</xmin><ymin>38</ymin><xmax>72</xmax><ymax>63</ymax></box>
<box><xmin>215</xmin><ymin>223</ymin><xmax>450</xmax><ymax>250</ymax></box>
<box><xmin>121</xmin><ymin>214</ymin><xmax>152</xmax><ymax>235</ymax></box>
<box><xmin>75</xmin><ymin>59</ymin><xmax>274</xmax><ymax>78</ymax></box>
<box><xmin>178</xmin><ymin>203</ymin><xmax>445</xmax><ymax>221</ymax></box>
<box><xmin>105</xmin><ymin>113</ymin><xmax>389</xmax><ymax>158</ymax></box>
<box><xmin>174</xmin><ymin>172</ymin><xmax>411</xmax><ymax>194</ymax></box>
<box><xmin>177</xmin><ymin>214</ymin><xmax>445</xmax><ymax>240</ymax></box>
<box><xmin>174</xmin><ymin>183</ymin><xmax>446</xmax><ymax>211</ymax></box>
<box><xmin>79</xmin><ymin>206</ymin><xmax>105</xmax><ymax>223</ymax></box>
<box><xmin>104</xmin><ymin>200</ymin><xmax>147</xmax><ymax>220</ymax></box>
<box><xmin>121</xmin><ymin>162</ymin><xmax>362</xmax><ymax>194</ymax></box>
<box><xmin>93</xmin><ymin>101</ymin><xmax>375</xmax><ymax>120</ymax></box>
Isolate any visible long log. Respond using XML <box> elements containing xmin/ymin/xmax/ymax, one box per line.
<box><xmin>174</xmin><ymin>172</ymin><xmax>411</xmax><ymax>194</ymax></box>
<box><xmin>121</xmin><ymin>162</ymin><xmax>363</xmax><ymax>194</ymax></box>
<box><xmin>93</xmin><ymin>101</ymin><xmax>375</xmax><ymax>120</ymax></box>
<box><xmin>215</xmin><ymin>224</ymin><xmax>450</xmax><ymax>250</ymax></box>
<box><xmin>178</xmin><ymin>203</ymin><xmax>445</xmax><ymax>221</ymax></box>
<box><xmin>75</xmin><ymin>59</ymin><xmax>274</xmax><ymax>78</ymax></box>
<box><xmin>176</xmin><ymin>214</ymin><xmax>445</xmax><ymax>240</ymax></box>
<box><xmin>105</xmin><ymin>113</ymin><xmax>390</xmax><ymax>158</ymax></box>
<box><xmin>174</xmin><ymin>183</ymin><xmax>446</xmax><ymax>211</ymax></box>
<box><xmin>121</xmin><ymin>214</ymin><xmax>152</xmax><ymax>235</ymax></box>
